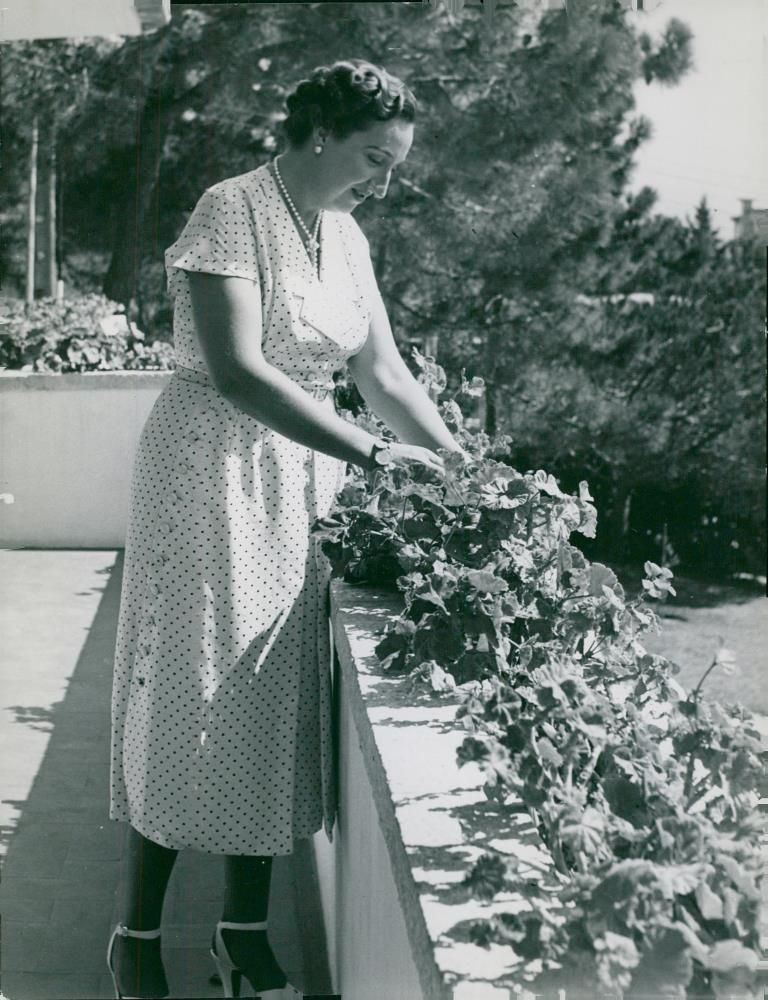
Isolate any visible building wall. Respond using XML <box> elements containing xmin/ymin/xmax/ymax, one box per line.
<box><xmin>733</xmin><ymin>200</ymin><xmax>768</xmax><ymax>242</ymax></box>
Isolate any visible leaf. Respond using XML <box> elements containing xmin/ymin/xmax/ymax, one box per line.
<box><xmin>721</xmin><ymin>885</ymin><xmax>742</xmax><ymax>929</ymax></box>
<box><xmin>629</xmin><ymin>925</ymin><xmax>694</xmax><ymax>993</ymax></box>
<box><xmin>720</xmin><ymin>855</ymin><xmax>759</xmax><ymax>899</ymax></box>
<box><xmin>465</xmin><ymin>569</ymin><xmax>509</xmax><ymax>594</ymax></box>
<box><xmin>534</xmin><ymin>736</ymin><xmax>563</xmax><ymax>768</ymax></box>
<box><xmin>577</xmin><ymin>503</ymin><xmax>598</xmax><ymax>539</ymax></box>
<box><xmin>502</xmin><ymin>723</ymin><xmax>527</xmax><ymax>754</ymax></box>
<box><xmin>695</xmin><ymin>880</ymin><xmax>724</xmax><ymax>920</ymax></box>
<box><xmin>594</xmin><ymin>930</ymin><xmax>640</xmax><ymax>967</ymax></box>
<box><xmin>421</xmin><ymin>659</ymin><xmax>457</xmax><ymax>692</ymax></box>
<box><xmin>531</xmin><ymin>469</ymin><xmax>563</xmax><ymax>497</ymax></box>
<box><xmin>479</xmin><ymin>477</ymin><xmax>532</xmax><ymax>510</ymax></box>
<box><xmin>601</xmin><ymin>583</ymin><xmax>624</xmax><ymax>610</ymax></box>
<box><xmin>415</xmin><ymin>582</ymin><xmax>448</xmax><ymax>615</ymax></box>
<box><xmin>704</xmin><ymin>940</ymin><xmax>758</xmax><ymax>973</ymax></box>
<box><xmin>559</xmin><ymin>805</ymin><xmax>606</xmax><ymax>856</ymax></box>
<box><xmin>396</xmin><ymin>542</ymin><xmax>428</xmax><ymax>571</ymax></box>
<box><xmin>588</xmin><ymin>563</ymin><xmax>620</xmax><ymax>598</ymax></box>
<box><xmin>662</xmin><ymin>863</ymin><xmax>705</xmax><ymax>896</ymax></box>
<box><xmin>374</xmin><ymin>630</ymin><xmax>410</xmax><ymax>672</ymax></box>
<box><xmin>460</xmin><ymin>372</ymin><xmax>486</xmax><ymax>397</ymax></box>
<box><xmin>603</xmin><ymin>774</ymin><xmax>646</xmax><ymax>825</ymax></box>
<box><xmin>398</xmin><ymin>481</ymin><xmax>446</xmax><ymax>505</ymax></box>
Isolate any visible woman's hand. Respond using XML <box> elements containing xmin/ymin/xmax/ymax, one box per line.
<box><xmin>387</xmin><ymin>442</ymin><xmax>445</xmax><ymax>475</ymax></box>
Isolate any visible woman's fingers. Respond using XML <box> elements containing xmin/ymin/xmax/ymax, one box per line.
<box><xmin>388</xmin><ymin>443</ymin><xmax>447</xmax><ymax>474</ymax></box>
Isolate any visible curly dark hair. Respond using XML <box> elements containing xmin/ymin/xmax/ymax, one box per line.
<box><xmin>282</xmin><ymin>59</ymin><xmax>416</xmax><ymax>147</ymax></box>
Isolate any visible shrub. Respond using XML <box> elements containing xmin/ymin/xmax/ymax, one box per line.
<box><xmin>0</xmin><ymin>295</ymin><xmax>175</xmax><ymax>373</ymax></box>
<box><xmin>315</xmin><ymin>351</ymin><xmax>765</xmax><ymax>999</ymax></box>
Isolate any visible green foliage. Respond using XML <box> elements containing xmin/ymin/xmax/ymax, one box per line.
<box><xmin>639</xmin><ymin>18</ymin><xmax>694</xmax><ymax>86</ymax></box>
<box><xmin>316</xmin><ymin>354</ymin><xmax>765</xmax><ymax>997</ymax></box>
<box><xmin>0</xmin><ymin>296</ymin><xmax>175</xmax><ymax>373</ymax></box>
<box><xmin>496</xmin><ymin>195</ymin><xmax>766</xmax><ymax>576</ymax></box>
<box><xmin>1</xmin><ymin>4</ymin><xmax>692</xmax><ymax>331</ymax></box>
<box><xmin>5</xmin><ymin>8</ymin><xmax>750</xmax><ymax>577</ymax></box>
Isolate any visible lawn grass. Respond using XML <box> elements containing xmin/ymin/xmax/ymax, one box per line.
<box><xmin>616</xmin><ymin>568</ymin><xmax>767</xmax><ymax>716</ymax></box>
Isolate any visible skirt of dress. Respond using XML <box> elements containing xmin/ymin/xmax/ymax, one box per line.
<box><xmin>109</xmin><ymin>369</ymin><xmax>342</xmax><ymax>854</ymax></box>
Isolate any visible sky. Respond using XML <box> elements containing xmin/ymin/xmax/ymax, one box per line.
<box><xmin>628</xmin><ymin>0</ymin><xmax>766</xmax><ymax>236</ymax></box>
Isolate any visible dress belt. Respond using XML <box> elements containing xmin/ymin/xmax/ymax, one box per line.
<box><xmin>173</xmin><ymin>365</ymin><xmax>336</xmax><ymax>401</ymax></box>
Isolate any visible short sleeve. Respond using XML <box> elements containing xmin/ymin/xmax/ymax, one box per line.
<box><xmin>164</xmin><ymin>182</ymin><xmax>261</xmax><ymax>298</ymax></box>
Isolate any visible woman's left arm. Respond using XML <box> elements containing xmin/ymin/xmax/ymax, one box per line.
<box><xmin>347</xmin><ymin>288</ymin><xmax>463</xmax><ymax>454</ymax></box>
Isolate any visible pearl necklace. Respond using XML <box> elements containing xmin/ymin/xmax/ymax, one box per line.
<box><xmin>272</xmin><ymin>157</ymin><xmax>322</xmax><ymax>273</ymax></box>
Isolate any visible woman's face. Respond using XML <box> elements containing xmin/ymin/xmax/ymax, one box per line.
<box><xmin>315</xmin><ymin>117</ymin><xmax>414</xmax><ymax>213</ymax></box>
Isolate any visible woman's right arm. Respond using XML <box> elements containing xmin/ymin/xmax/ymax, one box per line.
<box><xmin>187</xmin><ymin>270</ymin><xmax>443</xmax><ymax>473</ymax></box>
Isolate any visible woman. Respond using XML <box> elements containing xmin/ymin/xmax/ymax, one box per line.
<box><xmin>107</xmin><ymin>58</ymin><xmax>464</xmax><ymax>1000</ymax></box>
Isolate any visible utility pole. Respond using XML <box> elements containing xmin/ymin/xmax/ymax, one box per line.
<box><xmin>25</xmin><ymin>116</ymin><xmax>39</xmax><ymax>306</ymax></box>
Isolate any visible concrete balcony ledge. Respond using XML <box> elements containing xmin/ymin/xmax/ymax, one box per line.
<box><xmin>322</xmin><ymin>579</ymin><xmax>555</xmax><ymax>1000</ymax></box>
<box><xmin>0</xmin><ymin>369</ymin><xmax>173</xmax><ymax>391</ymax></box>
<box><xmin>0</xmin><ymin>369</ymin><xmax>173</xmax><ymax>548</ymax></box>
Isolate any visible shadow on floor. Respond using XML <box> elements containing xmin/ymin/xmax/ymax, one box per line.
<box><xmin>0</xmin><ymin>552</ymin><xmax>335</xmax><ymax>999</ymax></box>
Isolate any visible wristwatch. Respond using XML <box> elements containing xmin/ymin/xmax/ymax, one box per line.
<box><xmin>369</xmin><ymin>438</ymin><xmax>395</xmax><ymax>470</ymax></box>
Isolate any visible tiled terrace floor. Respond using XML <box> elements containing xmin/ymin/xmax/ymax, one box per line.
<box><xmin>0</xmin><ymin>550</ymin><xmax>333</xmax><ymax>1000</ymax></box>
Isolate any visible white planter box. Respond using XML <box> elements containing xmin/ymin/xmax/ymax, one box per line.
<box><xmin>318</xmin><ymin>581</ymin><xmax>549</xmax><ymax>1000</ymax></box>
<box><xmin>0</xmin><ymin>370</ymin><xmax>173</xmax><ymax>548</ymax></box>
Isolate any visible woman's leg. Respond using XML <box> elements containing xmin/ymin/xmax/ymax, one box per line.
<box><xmin>217</xmin><ymin>855</ymin><xmax>287</xmax><ymax>989</ymax></box>
<box><xmin>123</xmin><ymin>824</ymin><xmax>179</xmax><ymax>928</ymax></box>
<box><xmin>111</xmin><ymin>825</ymin><xmax>179</xmax><ymax>997</ymax></box>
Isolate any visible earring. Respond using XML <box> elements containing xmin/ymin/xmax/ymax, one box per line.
<box><xmin>314</xmin><ymin>144</ymin><xmax>323</xmax><ymax>155</ymax></box>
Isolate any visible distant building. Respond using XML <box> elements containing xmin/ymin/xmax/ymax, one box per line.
<box><xmin>0</xmin><ymin>0</ymin><xmax>170</xmax><ymax>41</ymax></box>
<box><xmin>574</xmin><ymin>293</ymin><xmax>656</xmax><ymax>307</ymax></box>
<box><xmin>733</xmin><ymin>199</ymin><xmax>768</xmax><ymax>243</ymax></box>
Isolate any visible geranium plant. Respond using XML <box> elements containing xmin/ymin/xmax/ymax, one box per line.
<box><xmin>314</xmin><ymin>351</ymin><xmax>765</xmax><ymax>999</ymax></box>
<box><xmin>0</xmin><ymin>295</ymin><xmax>175</xmax><ymax>373</ymax></box>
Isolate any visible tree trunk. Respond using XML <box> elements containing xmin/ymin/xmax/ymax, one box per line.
<box><xmin>484</xmin><ymin>382</ymin><xmax>497</xmax><ymax>438</ymax></box>
<box><xmin>25</xmin><ymin>116</ymin><xmax>38</xmax><ymax>306</ymax></box>
<box><xmin>622</xmin><ymin>490</ymin><xmax>633</xmax><ymax>538</ymax></box>
<box><xmin>47</xmin><ymin>124</ymin><xmax>58</xmax><ymax>297</ymax></box>
<box><xmin>102</xmin><ymin>37</ymin><xmax>173</xmax><ymax>310</ymax></box>
<box><xmin>608</xmin><ymin>484</ymin><xmax>633</xmax><ymax>563</ymax></box>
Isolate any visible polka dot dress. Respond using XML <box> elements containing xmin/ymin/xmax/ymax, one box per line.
<box><xmin>109</xmin><ymin>163</ymin><xmax>378</xmax><ymax>855</ymax></box>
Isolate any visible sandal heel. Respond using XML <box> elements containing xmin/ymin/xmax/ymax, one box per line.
<box><xmin>210</xmin><ymin>943</ymin><xmax>243</xmax><ymax>998</ymax></box>
<box><xmin>211</xmin><ymin>920</ymin><xmax>303</xmax><ymax>999</ymax></box>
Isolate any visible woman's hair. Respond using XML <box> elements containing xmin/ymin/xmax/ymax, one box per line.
<box><xmin>282</xmin><ymin>59</ymin><xmax>416</xmax><ymax>147</ymax></box>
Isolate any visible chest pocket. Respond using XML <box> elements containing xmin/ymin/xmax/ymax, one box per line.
<box><xmin>288</xmin><ymin>276</ymin><xmax>368</xmax><ymax>352</ymax></box>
